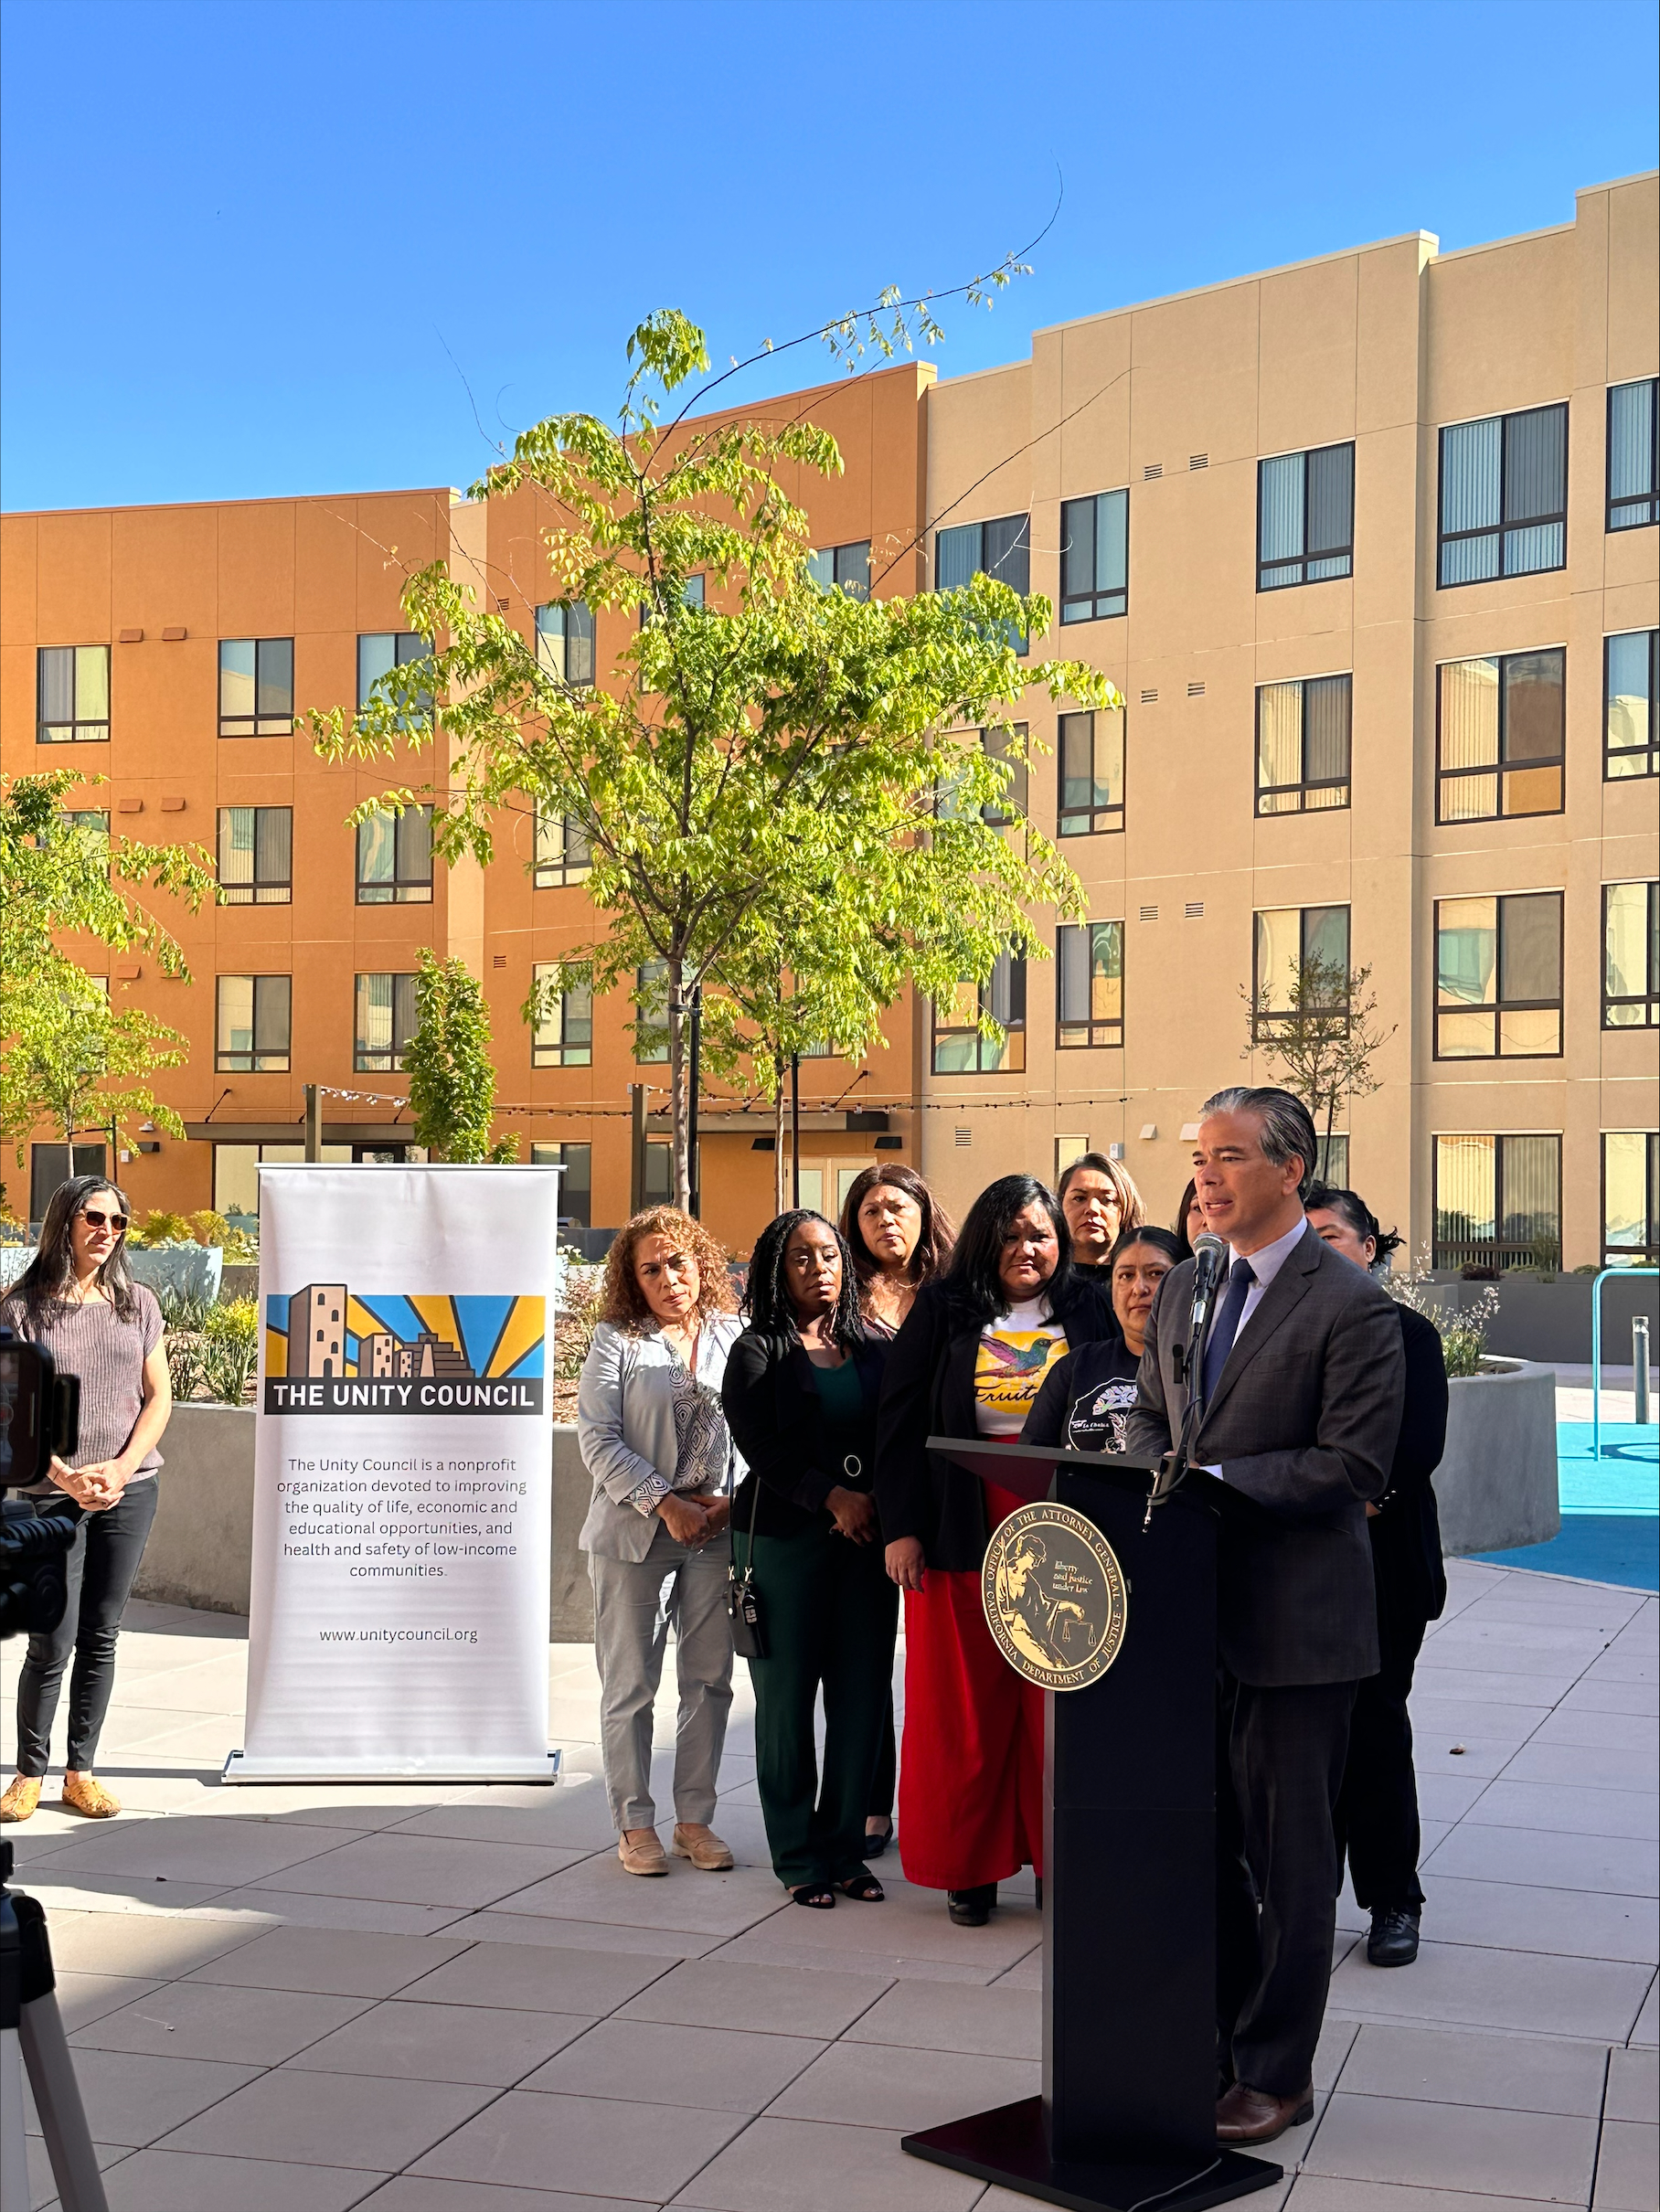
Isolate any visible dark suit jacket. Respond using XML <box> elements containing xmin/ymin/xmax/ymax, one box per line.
<box><xmin>722</xmin><ymin>1332</ymin><xmax>888</xmax><ymax>1541</ymax></box>
<box><xmin>875</xmin><ymin>1271</ymin><xmax>1118</xmax><ymax>1571</ymax></box>
<box><xmin>1123</xmin><ymin>1223</ymin><xmax>1404</xmax><ymax>1687</ymax></box>
<box><xmin>1371</xmin><ymin>1304</ymin><xmax>1449</xmax><ymax>1625</ymax></box>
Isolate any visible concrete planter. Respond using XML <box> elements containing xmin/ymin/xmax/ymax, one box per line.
<box><xmin>0</xmin><ymin>1243</ymin><xmax>224</xmax><ymax>1304</ymax></box>
<box><xmin>1431</xmin><ymin>1357</ymin><xmax>1560</xmax><ymax>1557</ymax></box>
<box><xmin>135</xmin><ymin>1408</ymin><xmax>598</xmax><ymax>1638</ymax></box>
<box><xmin>1421</xmin><ymin>1273</ymin><xmax>1654</xmax><ymax>1366</ymax></box>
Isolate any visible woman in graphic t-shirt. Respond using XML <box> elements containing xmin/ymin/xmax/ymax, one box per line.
<box><xmin>874</xmin><ymin>1174</ymin><xmax>1116</xmax><ymax>1926</ymax></box>
<box><xmin>1023</xmin><ymin>1227</ymin><xmax>1183</xmax><ymax>1455</ymax></box>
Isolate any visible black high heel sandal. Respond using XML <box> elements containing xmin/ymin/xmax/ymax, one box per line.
<box><xmin>835</xmin><ymin>1872</ymin><xmax>885</xmax><ymax>1902</ymax></box>
<box><xmin>790</xmin><ymin>1883</ymin><xmax>835</xmax><ymax>1909</ymax></box>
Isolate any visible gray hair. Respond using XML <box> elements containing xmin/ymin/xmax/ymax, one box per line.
<box><xmin>1198</xmin><ymin>1087</ymin><xmax>1320</xmax><ymax>1201</ymax></box>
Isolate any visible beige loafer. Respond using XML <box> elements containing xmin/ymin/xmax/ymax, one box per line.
<box><xmin>671</xmin><ymin>1824</ymin><xmax>734</xmax><ymax>1871</ymax></box>
<box><xmin>0</xmin><ymin>1776</ymin><xmax>42</xmax><ymax>1824</ymax></box>
<box><xmin>618</xmin><ymin>1831</ymin><xmax>669</xmax><ymax>1877</ymax></box>
<box><xmin>61</xmin><ymin>1772</ymin><xmax>121</xmax><ymax>1819</ymax></box>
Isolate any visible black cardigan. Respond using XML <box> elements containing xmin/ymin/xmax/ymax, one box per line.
<box><xmin>874</xmin><ymin>1271</ymin><xmax>1119</xmax><ymax>1571</ymax></box>
<box><xmin>721</xmin><ymin>1330</ymin><xmax>888</xmax><ymax>1541</ymax></box>
<box><xmin>1371</xmin><ymin>1303</ymin><xmax>1449</xmax><ymax>1623</ymax></box>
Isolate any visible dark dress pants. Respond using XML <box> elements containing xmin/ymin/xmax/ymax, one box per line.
<box><xmin>16</xmin><ymin>1480</ymin><xmax>160</xmax><ymax>1778</ymax></box>
<box><xmin>746</xmin><ymin>1521</ymin><xmax>899</xmax><ymax>1888</ymax></box>
<box><xmin>1217</xmin><ymin>1674</ymin><xmax>1356</xmax><ymax>2098</ymax></box>
<box><xmin>1332</xmin><ymin>1590</ymin><xmax>1430</xmax><ymax>1913</ymax></box>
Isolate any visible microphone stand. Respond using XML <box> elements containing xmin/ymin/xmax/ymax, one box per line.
<box><xmin>1145</xmin><ymin>1238</ymin><xmax>1227</xmax><ymax>1526</ymax></box>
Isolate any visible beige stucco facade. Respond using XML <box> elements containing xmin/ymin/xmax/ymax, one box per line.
<box><xmin>918</xmin><ymin>174</ymin><xmax>1658</xmax><ymax>1270</ymax></box>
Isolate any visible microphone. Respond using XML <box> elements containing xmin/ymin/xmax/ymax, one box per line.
<box><xmin>1187</xmin><ymin>1233</ymin><xmax>1228</xmax><ymax>1339</ymax></box>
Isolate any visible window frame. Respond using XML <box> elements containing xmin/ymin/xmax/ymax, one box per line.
<box><xmin>979</xmin><ymin>722</ymin><xmax>1029</xmax><ymax>827</ymax></box>
<box><xmin>217</xmin><ymin>805</ymin><xmax>293</xmax><ymax>906</ymax></box>
<box><xmin>1604</xmin><ymin>628</ymin><xmax>1658</xmax><ymax>781</ymax></box>
<box><xmin>1432</xmin><ymin>1131</ymin><xmax>1562</xmax><ymax>1272</ymax></box>
<box><xmin>1435</xmin><ymin>646</ymin><xmax>1566</xmax><ymax>824</ymax></box>
<box><xmin>356</xmin><ymin>630</ymin><xmax>431</xmax><ymax>711</ymax></box>
<box><xmin>1254</xmin><ymin>672</ymin><xmax>1353</xmax><ymax>815</ymax></box>
<box><xmin>1602</xmin><ymin>1131</ymin><xmax>1660</xmax><ymax>1268</ymax></box>
<box><xmin>1436</xmin><ymin>402</ymin><xmax>1569</xmax><ymax>589</ymax></box>
<box><xmin>1250</xmin><ymin>905</ymin><xmax>1352</xmax><ymax>1042</ymax></box>
<box><xmin>353</xmin><ymin>972</ymin><xmax>420</xmax><ymax>1074</ymax></box>
<box><xmin>1256</xmin><ymin>441</ymin><xmax>1355</xmax><ymax>591</ymax></box>
<box><xmin>633</xmin><ymin>960</ymin><xmax>669</xmax><ymax>1064</ymax></box>
<box><xmin>807</xmin><ymin>541</ymin><xmax>871</xmax><ymax>600</ymax></box>
<box><xmin>1056</xmin><ymin>920</ymin><xmax>1124</xmax><ymax>1050</ymax></box>
<box><xmin>534</xmin><ymin>601</ymin><xmax>596</xmax><ymax>686</ymax></box>
<box><xmin>1433</xmin><ymin>890</ymin><xmax>1565</xmax><ymax>1061</ymax></box>
<box><xmin>1056</xmin><ymin>707</ymin><xmax>1125</xmax><ymax>837</ymax></box>
<box><xmin>36</xmin><ymin>644</ymin><xmax>111</xmax><ymax>744</ymax></box>
<box><xmin>355</xmin><ymin>804</ymin><xmax>433</xmax><ymax>906</ymax></box>
<box><xmin>218</xmin><ymin>637</ymin><xmax>294</xmax><ymax>739</ymax></box>
<box><xmin>215</xmin><ymin>973</ymin><xmax>293</xmax><ymax>1073</ymax></box>
<box><xmin>529</xmin><ymin>1140</ymin><xmax>593</xmax><ymax>1228</ymax></box>
<box><xmin>1602</xmin><ymin>879</ymin><xmax>1660</xmax><ymax>1030</ymax></box>
<box><xmin>931</xmin><ymin>947</ymin><xmax>1027</xmax><ymax>1075</ymax></box>
<box><xmin>1059</xmin><ymin>489</ymin><xmax>1129</xmax><ymax>623</ymax></box>
<box><xmin>531</xmin><ymin>964</ymin><xmax>593</xmax><ymax>1069</ymax></box>
<box><xmin>1606</xmin><ymin>378</ymin><xmax>1659</xmax><ymax>532</ymax></box>
<box><xmin>533</xmin><ymin>803</ymin><xmax>591</xmax><ymax>888</ymax></box>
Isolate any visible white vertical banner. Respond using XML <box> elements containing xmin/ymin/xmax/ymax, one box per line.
<box><xmin>225</xmin><ymin>1164</ymin><xmax>560</xmax><ymax>1782</ymax></box>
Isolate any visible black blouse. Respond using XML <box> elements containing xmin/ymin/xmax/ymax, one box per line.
<box><xmin>721</xmin><ymin>1331</ymin><xmax>888</xmax><ymax>1541</ymax></box>
<box><xmin>1020</xmin><ymin>1336</ymin><xmax>1144</xmax><ymax>1454</ymax></box>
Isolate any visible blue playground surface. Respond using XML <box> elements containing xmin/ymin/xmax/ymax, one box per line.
<box><xmin>1471</xmin><ymin>1421</ymin><xmax>1658</xmax><ymax>1590</ymax></box>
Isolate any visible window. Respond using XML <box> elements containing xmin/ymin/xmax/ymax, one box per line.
<box><xmin>1437</xmin><ymin>649</ymin><xmax>1564</xmax><ymax>822</ymax></box>
<box><xmin>1603</xmin><ymin>1132</ymin><xmax>1659</xmax><ymax>1267</ymax></box>
<box><xmin>1435</xmin><ymin>892</ymin><xmax>1562</xmax><ymax>1058</ymax></box>
<box><xmin>1256</xmin><ymin>675</ymin><xmax>1352</xmax><ymax>814</ymax></box>
<box><xmin>356</xmin><ymin>632</ymin><xmax>431</xmax><ymax>711</ymax></box>
<box><xmin>807</xmin><ymin>542</ymin><xmax>870</xmax><ymax>599</ymax></box>
<box><xmin>356</xmin><ymin>805</ymin><xmax>433</xmax><ymax>904</ymax></box>
<box><xmin>354</xmin><ymin>973</ymin><xmax>419</xmax><ymax>1072</ymax></box>
<box><xmin>1059</xmin><ymin>490</ymin><xmax>1128</xmax><ymax>622</ymax></box>
<box><xmin>532</xmin><ymin>964</ymin><xmax>592</xmax><ymax>1068</ymax></box>
<box><xmin>29</xmin><ymin>1144</ymin><xmax>107</xmax><ymax>1221</ymax></box>
<box><xmin>1257</xmin><ymin>444</ymin><xmax>1353</xmax><ymax>590</ymax></box>
<box><xmin>1607</xmin><ymin>379</ymin><xmax>1658</xmax><ymax>530</ymax></box>
<box><xmin>217</xmin><ymin>975</ymin><xmax>292</xmax><ymax>1072</ymax></box>
<box><xmin>981</xmin><ymin>724</ymin><xmax>1027</xmax><ymax>825</ymax></box>
<box><xmin>534</xmin><ymin>803</ymin><xmax>591</xmax><ymax>888</ymax></box>
<box><xmin>1057</xmin><ymin>709</ymin><xmax>1124</xmax><ymax>836</ymax></box>
<box><xmin>218</xmin><ymin>638</ymin><xmax>293</xmax><ymax>737</ymax></box>
<box><xmin>1433</xmin><ymin>1133</ymin><xmax>1560</xmax><ymax>1272</ymax></box>
<box><xmin>1606</xmin><ymin>630</ymin><xmax>1657</xmax><ymax>780</ymax></box>
<box><xmin>1437</xmin><ymin>404</ymin><xmax>1567</xmax><ymax>587</ymax></box>
<box><xmin>1251</xmin><ymin>906</ymin><xmax>1350</xmax><ymax>1038</ymax></box>
<box><xmin>1057</xmin><ymin>921</ymin><xmax>1123</xmax><ymax>1049</ymax></box>
<box><xmin>682</xmin><ymin>575</ymin><xmax>705</xmax><ymax>608</ymax></box>
<box><xmin>529</xmin><ymin>1141</ymin><xmax>592</xmax><ymax>1228</ymax></box>
<box><xmin>644</xmin><ymin>1138</ymin><xmax>673</xmax><ymax>1205</ymax></box>
<box><xmin>535</xmin><ymin>602</ymin><xmax>596</xmax><ymax>686</ymax></box>
<box><xmin>218</xmin><ymin>807</ymin><xmax>292</xmax><ymax>905</ymax></box>
<box><xmin>936</xmin><ymin>514</ymin><xmax>1030</xmax><ymax>601</ymax></box>
<box><xmin>37</xmin><ymin>645</ymin><xmax>110</xmax><ymax>743</ymax></box>
<box><xmin>59</xmin><ymin>809</ymin><xmax>110</xmax><ymax>854</ymax></box>
<box><xmin>634</xmin><ymin>960</ymin><xmax>668</xmax><ymax>1063</ymax></box>
<box><xmin>213</xmin><ymin>1140</ymin><xmax>351</xmax><ymax>1229</ymax></box>
<box><xmin>1604</xmin><ymin>881</ymin><xmax>1659</xmax><ymax>1028</ymax></box>
<box><xmin>932</xmin><ymin>947</ymin><xmax>1026</xmax><ymax>1074</ymax></box>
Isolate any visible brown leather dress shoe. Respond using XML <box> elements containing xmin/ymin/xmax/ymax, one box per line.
<box><xmin>670</xmin><ymin>1824</ymin><xmax>734</xmax><ymax>1870</ymax></box>
<box><xmin>1216</xmin><ymin>2080</ymin><xmax>1314</xmax><ymax>2143</ymax></box>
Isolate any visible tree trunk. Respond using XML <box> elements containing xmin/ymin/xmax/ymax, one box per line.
<box><xmin>667</xmin><ymin>958</ymin><xmax>690</xmax><ymax>1211</ymax></box>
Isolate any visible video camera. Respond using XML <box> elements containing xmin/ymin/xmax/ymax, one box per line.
<box><xmin>0</xmin><ymin>1327</ymin><xmax>82</xmax><ymax>1641</ymax></box>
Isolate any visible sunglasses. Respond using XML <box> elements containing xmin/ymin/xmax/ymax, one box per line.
<box><xmin>80</xmin><ymin>1209</ymin><xmax>128</xmax><ymax>1232</ymax></box>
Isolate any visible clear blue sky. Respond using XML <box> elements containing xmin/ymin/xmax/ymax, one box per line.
<box><xmin>2</xmin><ymin>0</ymin><xmax>1655</xmax><ymax>513</ymax></box>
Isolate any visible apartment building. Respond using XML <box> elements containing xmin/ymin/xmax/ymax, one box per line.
<box><xmin>3</xmin><ymin>175</ymin><xmax>1655</xmax><ymax>1267</ymax></box>
<box><xmin>917</xmin><ymin>170</ymin><xmax>1658</xmax><ymax>1273</ymax></box>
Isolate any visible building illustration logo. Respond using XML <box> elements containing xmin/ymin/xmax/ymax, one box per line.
<box><xmin>263</xmin><ymin>1288</ymin><xmax>545</xmax><ymax>1416</ymax></box>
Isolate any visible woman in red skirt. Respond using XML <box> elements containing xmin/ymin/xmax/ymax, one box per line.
<box><xmin>875</xmin><ymin>1174</ymin><xmax>1117</xmax><ymax>1925</ymax></box>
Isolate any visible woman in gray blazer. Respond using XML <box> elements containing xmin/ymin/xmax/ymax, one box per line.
<box><xmin>578</xmin><ymin>1207</ymin><xmax>743</xmax><ymax>1877</ymax></box>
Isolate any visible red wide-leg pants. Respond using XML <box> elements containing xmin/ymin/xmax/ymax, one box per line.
<box><xmin>896</xmin><ymin>1481</ymin><xmax>1046</xmax><ymax>1891</ymax></box>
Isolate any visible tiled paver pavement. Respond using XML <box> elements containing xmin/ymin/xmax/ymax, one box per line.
<box><xmin>5</xmin><ymin>1558</ymin><xmax>1655</xmax><ymax>2211</ymax></box>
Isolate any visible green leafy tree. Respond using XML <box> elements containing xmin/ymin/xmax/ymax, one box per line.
<box><xmin>1</xmin><ymin>775</ymin><xmax>214</xmax><ymax>1200</ymax></box>
<box><xmin>404</xmin><ymin>949</ymin><xmax>518</xmax><ymax>1164</ymax></box>
<box><xmin>1241</xmin><ymin>952</ymin><xmax>1397</xmax><ymax>1174</ymax></box>
<box><xmin>312</xmin><ymin>307</ymin><xmax>1116</xmax><ymax>1205</ymax></box>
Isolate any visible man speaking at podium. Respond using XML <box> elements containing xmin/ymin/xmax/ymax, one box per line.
<box><xmin>1125</xmin><ymin>1087</ymin><xmax>1403</xmax><ymax>2148</ymax></box>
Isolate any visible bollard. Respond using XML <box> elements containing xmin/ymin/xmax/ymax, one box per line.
<box><xmin>1636</xmin><ymin>1317</ymin><xmax>1653</xmax><ymax>1426</ymax></box>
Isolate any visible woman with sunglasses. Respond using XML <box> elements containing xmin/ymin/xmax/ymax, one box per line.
<box><xmin>0</xmin><ymin>1176</ymin><xmax>172</xmax><ymax>1823</ymax></box>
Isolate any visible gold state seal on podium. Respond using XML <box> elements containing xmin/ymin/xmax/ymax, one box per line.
<box><xmin>981</xmin><ymin>1500</ymin><xmax>1128</xmax><ymax>1691</ymax></box>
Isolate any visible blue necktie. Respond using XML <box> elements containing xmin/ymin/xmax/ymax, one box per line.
<box><xmin>1200</xmin><ymin>1257</ymin><xmax>1256</xmax><ymax>1407</ymax></box>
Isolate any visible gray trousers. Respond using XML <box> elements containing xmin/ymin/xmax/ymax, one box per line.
<box><xmin>589</xmin><ymin>1520</ymin><xmax>735</xmax><ymax>1833</ymax></box>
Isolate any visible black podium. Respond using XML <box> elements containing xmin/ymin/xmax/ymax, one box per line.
<box><xmin>901</xmin><ymin>1440</ymin><xmax>1280</xmax><ymax>2212</ymax></box>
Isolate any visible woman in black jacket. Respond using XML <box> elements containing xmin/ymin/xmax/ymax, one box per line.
<box><xmin>1305</xmin><ymin>1183</ymin><xmax>1449</xmax><ymax>1971</ymax></box>
<box><xmin>720</xmin><ymin>1210</ymin><xmax>896</xmax><ymax>1909</ymax></box>
<box><xmin>1023</xmin><ymin>1225</ymin><xmax>1183</xmax><ymax>1453</ymax></box>
<box><xmin>874</xmin><ymin>1174</ymin><xmax>1117</xmax><ymax>1926</ymax></box>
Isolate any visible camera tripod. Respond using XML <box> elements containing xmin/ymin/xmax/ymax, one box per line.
<box><xmin>2</xmin><ymin>1838</ymin><xmax>109</xmax><ymax>2212</ymax></box>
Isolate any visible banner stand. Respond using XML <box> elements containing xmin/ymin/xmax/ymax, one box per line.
<box><xmin>225</xmin><ymin>1164</ymin><xmax>565</xmax><ymax>1790</ymax></box>
<box><xmin>222</xmin><ymin>1750</ymin><xmax>560</xmax><ymax>1786</ymax></box>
